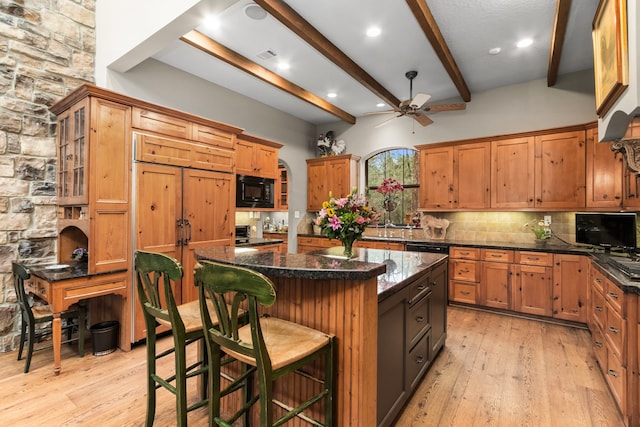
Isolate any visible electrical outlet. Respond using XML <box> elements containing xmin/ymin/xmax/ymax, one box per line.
<box><xmin>544</xmin><ymin>215</ymin><xmax>551</xmax><ymax>226</ymax></box>
<box><xmin>294</xmin><ymin>211</ymin><xmax>300</xmax><ymax>218</ymax></box>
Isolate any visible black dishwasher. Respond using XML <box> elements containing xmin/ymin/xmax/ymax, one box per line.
<box><xmin>405</xmin><ymin>242</ymin><xmax>449</xmax><ymax>254</ymax></box>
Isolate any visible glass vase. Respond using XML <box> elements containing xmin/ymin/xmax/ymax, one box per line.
<box><xmin>341</xmin><ymin>235</ymin><xmax>358</xmax><ymax>258</ymax></box>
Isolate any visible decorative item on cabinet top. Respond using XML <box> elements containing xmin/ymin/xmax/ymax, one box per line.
<box><xmin>317</xmin><ymin>131</ymin><xmax>346</xmax><ymax>157</ymax></box>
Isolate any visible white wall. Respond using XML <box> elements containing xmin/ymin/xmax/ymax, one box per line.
<box><xmin>317</xmin><ymin>69</ymin><xmax>597</xmax><ymax>190</ymax></box>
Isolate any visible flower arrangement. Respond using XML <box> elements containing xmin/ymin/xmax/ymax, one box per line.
<box><xmin>314</xmin><ymin>189</ymin><xmax>380</xmax><ymax>257</ymax></box>
<box><xmin>524</xmin><ymin>220</ymin><xmax>551</xmax><ymax>240</ymax></box>
<box><xmin>317</xmin><ymin>131</ymin><xmax>346</xmax><ymax>156</ymax></box>
<box><xmin>376</xmin><ymin>178</ymin><xmax>404</xmax><ymax>211</ymax></box>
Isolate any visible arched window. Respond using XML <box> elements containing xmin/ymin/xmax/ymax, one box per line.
<box><xmin>365</xmin><ymin>148</ymin><xmax>419</xmax><ymax>225</ymax></box>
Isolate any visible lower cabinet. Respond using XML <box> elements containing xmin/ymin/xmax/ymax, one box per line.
<box><xmin>377</xmin><ymin>261</ymin><xmax>447</xmax><ymax>427</ymax></box>
<box><xmin>449</xmin><ymin>247</ymin><xmax>588</xmax><ymax>323</ymax></box>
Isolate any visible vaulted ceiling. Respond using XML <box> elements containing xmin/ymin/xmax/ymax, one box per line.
<box><xmin>151</xmin><ymin>0</ymin><xmax>599</xmax><ymax>126</ymax></box>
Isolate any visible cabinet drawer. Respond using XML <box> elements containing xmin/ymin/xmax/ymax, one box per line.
<box><xmin>590</xmin><ymin>266</ymin><xmax>606</xmax><ymax>295</ymax></box>
<box><xmin>591</xmin><ymin>326</ymin><xmax>607</xmax><ymax>369</ymax></box>
<box><xmin>408</xmin><ymin>277</ymin><xmax>430</xmax><ymax>305</ymax></box>
<box><xmin>481</xmin><ymin>248</ymin><xmax>513</xmax><ymax>263</ymax></box>
<box><xmin>407</xmin><ymin>295</ymin><xmax>430</xmax><ymax>348</ymax></box>
<box><xmin>605</xmin><ymin>349</ymin><xmax>627</xmax><ymax>415</ymax></box>
<box><xmin>515</xmin><ymin>251</ymin><xmax>553</xmax><ymax>266</ymax></box>
<box><xmin>604</xmin><ymin>280</ymin><xmax>625</xmax><ymax>316</ymax></box>
<box><xmin>192</xmin><ymin>123</ymin><xmax>235</xmax><ymax>149</ymax></box>
<box><xmin>450</xmin><ymin>281</ymin><xmax>477</xmax><ymax>304</ymax></box>
<box><xmin>450</xmin><ymin>259</ymin><xmax>479</xmax><ymax>282</ymax></box>
<box><xmin>132</xmin><ymin>107</ymin><xmax>191</xmax><ymax>139</ymax></box>
<box><xmin>449</xmin><ymin>247</ymin><xmax>480</xmax><ymax>260</ymax></box>
<box><xmin>29</xmin><ymin>276</ymin><xmax>50</xmax><ymax>300</ymax></box>
<box><xmin>604</xmin><ymin>302</ymin><xmax>626</xmax><ymax>361</ymax></box>
<box><xmin>407</xmin><ymin>330</ymin><xmax>431</xmax><ymax>389</ymax></box>
<box><xmin>591</xmin><ymin>286</ymin><xmax>605</xmax><ymax>331</ymax></box>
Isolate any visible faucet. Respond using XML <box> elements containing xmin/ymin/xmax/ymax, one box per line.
<box><xmin>384</xmin><ymin>219</ymin><xmax>393</xmax><ymax>238</ymax></box>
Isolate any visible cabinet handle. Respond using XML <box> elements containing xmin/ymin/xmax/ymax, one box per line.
<box><xmin>595</xmin><ymin>305</ymin><xmax>603</xmax><ymax>312</ymax></box>
<box><xmin>183</xmin><ymin>219</ymin><xmax>192</xmax><ymax>245</ymax></box>
<box><xmin>417</xmin><ymin>285</ymin><xmax>426</xmax><ymax>291</ymax></box>
<box><xmin>176</xmin><ymin>219</ymin><xmax>184</xmax><ymax>246</ymax></box>
<box><xmin>39</xmin><ymin>287</ymin><xmax>46</xmax><ymax>295</ymax></box>
<box><xmin>415</xmin><ymin>316</ymin><xmax>424</xmax><ymax>323</ymax></box>
<box><xmin>595</xmin><ymin>278</ymin><xmax>602</xmax><ymax>284</ymax></box>
<box><xmin>459</xmin><ymin>251</ymin><xmax>470</xmax><ymax>255</ymax></box>
<box><xmin>490</xmin><ymin>254</ymin><xmax>502</xmax><ymax>258</ymax></box>
<box><xmin>460</xmin><ymin>291</ymin><xmax>471</xmax><ymax>295</ymax></box>
<box><xmin>415</xmin><ymin>356</ymin><xmax>424</xmax><ymax>364</ymax></box>
<box><xmin>608</xmin><ymin>369</ymin><xmax>619</xmax><ymax>378</ymax></box>
<box><xmin>607</xmin><ymin>292</ymin><xmax>619</xmax><ymax>300</ymax></box>
<box><xmin>594</xmin><ymin>341</ymin><xmax>603</xmax><ymax>348</ymax></box>
<box><xmin>459</xmin><ymin>268</ymin><xmax>470</xmax><ymax>273</ymax></box>
<box><xmin>526</xmin><ymin>257</ymin><xmax>540</xmax><ymax>261</ymax></box>
<box><xmin>608</xmin><ymin>326</ymin><xmax>619</xmax><ymax>334</ymax></box>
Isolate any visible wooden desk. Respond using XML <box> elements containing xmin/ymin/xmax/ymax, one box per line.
<box><xmin>26</xmin><ymin>265</ymin><xmax>131</xmax><ymax>375</ymax></box>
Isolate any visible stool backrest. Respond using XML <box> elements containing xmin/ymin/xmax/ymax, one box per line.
<box><xmin>12</xmin><ymin>262</ymin><xmax>34</xmax><ymax>323</ymax></box>
<box><xmin>134</xmin><ymin>250</ymin><xmax>184</xmax><ymax>330</ymax></box>
<box><xmin>194</xmin><ymin>260</ymin><xmax>276</xmax><ymax>363</ymax></box>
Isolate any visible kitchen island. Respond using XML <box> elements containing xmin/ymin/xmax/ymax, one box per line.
<box><xmin>195</xmin><ymin>245</ymin><xmax>447</xmax><ymax>426</ymax></box>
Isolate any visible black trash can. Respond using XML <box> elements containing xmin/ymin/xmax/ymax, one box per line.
<box><xmin>90</xmin><ymin>321</ymin><xmax>119</xmax><ymax>356</ymax></box>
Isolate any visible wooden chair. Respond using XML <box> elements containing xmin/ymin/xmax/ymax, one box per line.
<box><xmin>195</xmin><ymin>260</ymin><xmax>336</xmax><ymax>427</ymax></box>
<box><xmin>12</xmin><ymin>262</ymin><xmax>85</xmax><ymax>373</ymax></box>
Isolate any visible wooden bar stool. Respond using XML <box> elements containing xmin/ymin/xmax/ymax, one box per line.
<box><xmin>195</xmin><ymin>260</ymin><xmax>336</xmax><ymax>427</ymax></box>
<box><xmin>12</xmin><ymin>262</ymin><xmax>85</xmax><ymax>373</ymax></box>
<box><xmin>134</xmin><ymin>250</ymin><xmax>211</xmax><ymax>427</ymax></box>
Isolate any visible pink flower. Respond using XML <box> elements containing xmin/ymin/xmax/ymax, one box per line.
<box><xmin>356</xmin><ymin>216</ymin><xmax>365</xmax><ymax>224</ymax></box>
<box><xmin>334</xmin><ymin>197</ymin><xmax>348</xmax><ymax>207</ymax></box>
<box><xmin>329</xmin><ymin>215</ymin><xmax>342</xmax><ymax>230</ymax></box>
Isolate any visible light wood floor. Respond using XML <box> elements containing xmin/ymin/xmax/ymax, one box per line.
<box><xmin>0</xmin><ymin>306</ymin><xmax>625</xmax><ymax>426</ymax></box>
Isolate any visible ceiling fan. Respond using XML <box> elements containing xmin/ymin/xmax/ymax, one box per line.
<box><xmin>367</xmin><ymin>71</ymin><xmax>466</xmax><ymax>128</ymax></box>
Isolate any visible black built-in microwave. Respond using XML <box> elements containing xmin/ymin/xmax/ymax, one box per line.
<box><xmin>236</xmin><ymin>175</ymin><xmax>274</xmax><ymax>208</ymax></box>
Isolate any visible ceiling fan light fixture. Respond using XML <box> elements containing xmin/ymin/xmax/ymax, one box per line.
<box><xmin>244</xmin><ymin>3</ymin><xmax>267</xmax><ymax>20</ymax></box>
<box><xmin>376</xmin><ymin>102</ymin><xmax>386</xmax><ymax>108</ymax></box>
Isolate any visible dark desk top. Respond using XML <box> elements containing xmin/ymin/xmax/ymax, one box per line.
<box><xmin>26</xmin><ymin>262</ymin><xmax>125</xmax><ymax>282</ymax></box>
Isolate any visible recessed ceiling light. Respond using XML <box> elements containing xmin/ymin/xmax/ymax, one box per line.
<box><xmin>203</xmin><ymin>15</ymin><xmax>220</xmax><ymax>31</ymax></box>
<box><xmin>376</xmin><ymin>103</ymin><xmax>386</xmax><ymax>108</ymax></box>
<box><xmin>277</xmin><ymin>62</ymin><xmax>290</xmax><ymax>71</ymax></box>
<box><xmin>366</xmin><ymin>27</ymin><xmax>381</xmax><ymax>37</ymax></box>
<box><xmin>489</xmin><ymin>47</ymin><xmax>501</xmax><ymax>55</ymax></box>
<box><xmin>327</xmin><ymin>92</ymin><xmax>337</xmax><ymax>98</ymax></box>
<box><xmin>516</xmin><ymin>38</ymin><xmax>533</xmax><ymax>48</ymax></box>
<box><xmin>244</xmin><ymin>4</ymin><xmax>267</xmax><ymax>20</ymax></box>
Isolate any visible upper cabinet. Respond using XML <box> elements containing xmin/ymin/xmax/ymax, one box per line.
<box><xmin>307</xmin><ymin>154</ymin><xmax>360</xmax><ymax>211</ymax></box>
<box><xmin>533</xmin><ymin>130</ymin><xmax>585</xmax><ymax>209</ymax></box>
<box><xmin>236</xmin><ymin>134</ymin><xmax>281</xmax><ymax>179</ymax></box>
<box><xmin>419</xmin><ymin>142</ymin><xmax>490</xmax><ymax>210</ymax></box>
<box><xmin>586</xmin><ymin>126</ymin><xmax>624</xmax><ymax>209</ymax></box>
<box><xmin>418</xmin><ymin>125</ymin><xmax>589</xmax><ymax>211</ymax></box>
<box><xmin>277</xmin><ymin>162</ymin><xmax>288</xmax><ymax>211</ymax></box>
<box><xmin>491</xmin><ymin>136</ymin><xmax>535</xmax><ymax>209</ymax></box>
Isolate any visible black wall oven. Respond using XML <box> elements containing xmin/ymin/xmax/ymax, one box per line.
<box><xmin>236</xmin><ymin>175</ymin><xmax>274</xmax><ymax>208</ymax></box>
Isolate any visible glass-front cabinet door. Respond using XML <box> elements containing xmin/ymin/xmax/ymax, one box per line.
<box><xmin>57</xmin><ymin>98</ymin><xmax>89</xmax><ymax>205</ymax></box>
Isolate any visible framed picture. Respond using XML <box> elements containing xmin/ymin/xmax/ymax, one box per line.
<box><xmin>592</xmin><ymin>0</ymin><xmax>628</xmax><ymax>117</ymax></box>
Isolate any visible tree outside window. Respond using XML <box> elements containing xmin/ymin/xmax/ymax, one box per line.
<box><xmin>366</xmin><ymin>149</ymin><xmax>419</xmax><ymax>225</ymax></box>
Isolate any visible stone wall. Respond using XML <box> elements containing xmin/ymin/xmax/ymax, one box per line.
<box><xmin>0</xmin><ymin>0</ymin><xmax>95</xmax><ymax>351</ymax></box>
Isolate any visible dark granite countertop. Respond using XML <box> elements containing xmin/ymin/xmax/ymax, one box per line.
<box><xmin>26</xmin><ymin>262</ymin><xmax>126</xmax><ymax>282</ymax></box>
<box><xmin>591</xmin><ymin>254</ymin><xmax>640</xmax><ymax>294</ymax></box>
<box><xmin>236</xmin><ymin>237</ymin><xmax>284</xmax><ymax>247</ymax></box>
<box><xmin>195</xmin><ymin>246</ymin><xmax>447</xmax><ymax>300</ymax></box>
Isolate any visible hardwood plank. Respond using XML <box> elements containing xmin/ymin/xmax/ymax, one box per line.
<box><xmin>0</xmin><ymin>305</ymin><xmax>624</xmax><ymax>426</ymax></box>
<box><xmin>396</xmin><ymin>306</ymin><xmax>625</xmax><ymax>426</ymax></box>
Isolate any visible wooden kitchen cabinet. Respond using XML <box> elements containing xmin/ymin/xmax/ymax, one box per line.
<box><xmin>358</xmin><ymin>239</ymin><xmax>405</xmax><ymax>251</ymax></box>
<box><xmin>480</xmin><ymin>248</ymin><xmax>513</xmax><ymax>310</ymax></box>
<box><xmin>491</xmin><ymin>136</ymin><xmax>535</xmax><ymax>208</ymax></box>
<box><xmin>533</xmin><ymin>130</ymin><xmax>586</xmax><ymax>209</ymax></box>
<box><xmin>236</xmin><ymin>134</ymin><xmax>281</xmax><ymax>179</ymax></box>
<box><xmin>512</xmin><ymin>251</ymin><xmax>553</xmax><ymax>317</ymax></box>
<box><xmin>419</xmin><ymin>142</ymin><xmax>490</xmax><ymax>210</ymax></box>
<box><xmin>297</xmin><ymin>235</ymin><xmax>342</xmax><ymax>253</ymax></box>
<box><xmin>585</xmin><ymin>126</ymin><xmax>624</xmax><ymax>209</ymax></box>
<box><xmin>306</xmin><ymin>154</ymin><xmax>360</xmax><ymax>211</ymax></box>
<box><xmin>448</xmin><ymin>247</ymin><xmax>480</xmax><ymax>304</ymax></box>
<box><xmin>277</xmin><ymin>163</ymin><xmax>288</xmax><ymax>210</ymax></box>
<box><xmin>552</xmin><ymin>254</ymin><xmax>589</xmax><ymax>323</ymax></box>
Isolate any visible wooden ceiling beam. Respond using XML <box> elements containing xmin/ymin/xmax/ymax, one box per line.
<box><xmin>405</xmin><ymin>0</ymin><xmax>471</xmax><ymax>102</ymax></box>
<box><xmin>180</xmin><ymin>30</ymin><xmax>356</xmax><ymax>124</ymax></box>
<box><xmin>254</xmin><ymin>0</ymin><xmax>402</xmax><ymax>109</ymax></box>
<box><xmin>547</xmin><ymin>0</ymin><xmax>572</xmax><ymax>86</ymax></box>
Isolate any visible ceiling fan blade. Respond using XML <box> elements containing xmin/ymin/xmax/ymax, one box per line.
<box><xmin>423</xmin><ymin>103</ymin><xmax>466</xmax><ymax>112</ymax></box>
<box><xmin>375</xmin><ymin>114</ymin><xmax>403</xmax><ymax>128</ymax></box>
<box><xmin>410</xmin><ymin>93</ymin><xmax>431</xmax><ymax>109</ymax></box>
<box><xmin>412</xmin><ymin>113</ymin><xmax>433</xmax><ymax>127</ymax></box>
